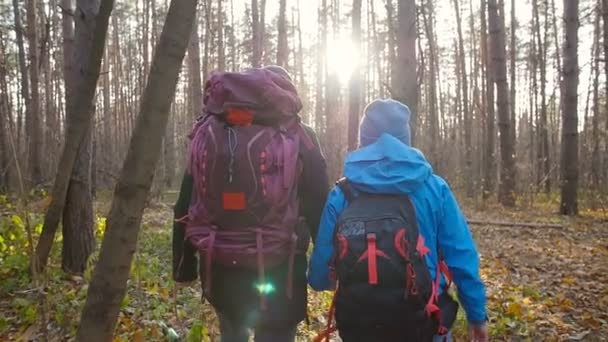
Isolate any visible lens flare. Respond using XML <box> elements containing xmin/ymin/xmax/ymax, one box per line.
<box><xmin>255</xmin><ymin>282</ymin><xmax>275</xmax><ymax>295</ymax></box>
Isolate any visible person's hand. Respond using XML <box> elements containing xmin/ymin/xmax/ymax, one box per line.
<box><xmin>469</xmin><ymin>323</ymin><xmax>489</xmax><ymax>342</ymax></box>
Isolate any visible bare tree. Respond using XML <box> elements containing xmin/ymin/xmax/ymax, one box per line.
<box><xmin>12</xmin><ymin>0</ymin><xmax>29</xmax><ymax>158</ymax></box>
<box><xmin>276</xmin><ymin>0</ymin><xmax>288</xmax><ymax>67</ymax></box>
<box><xmin>217</xmin><ymin>0</ymin><xmax>225</xmax><ymax>71</ymax></box>
<box><xmin>393</xmin><ymin>0</ymin><xmax>417</xmax><ymax>144</ymax></box>
<box><xmin>602</xmin><ymin>0</ymin><xmax>608</xmax><ymax>185</ymax></box>
<box><xmin>420</xmin><ymin>0</ymin><xmax>439</xmax><ymax>164</ymax></box>
<box><xmin>481</xmin><ymin>0</ymin><xmax>495</xmax><ymax>199</ymax></box>
<box><xmin>533</xmin><ymin>0</ymin><xmax>550</xmax><ymax>193</ymax></box>
<box><xmin>315</xmin><ymin>0</ymin><xmax>328</xmax><ymax>136</ymax></box>
<box><xmin>347</xmin><ymin>0</ymin><xmax>362</xmax><ymax>151</ymax></box>
<box><xmin>251</xmin><ymin>0</ymin><xmax>261</xmax><ymax>67</ymax></box>
<box><xmin>187</xmin><ymin>13</ymin><xmax>203</xmax><ymax>117</ymax></box>
<box><xmin>591</xmin><ymin>2</ymin><xmax>600</xmax><ymax>189</ymax></box>
<box><xmin>560</xmin><ymin>0</ymin><xmax>579</xmax><ymax>215</ymax></box>
<box><xmin>61</xmin><ymin>0</ymin><xmax>98</xmax><ymax>274</ymax></box>
<box><xmin>25</xmin><ymin>0</ymin><xmax>43</xmax><ymax>185</ymax></box>
<box><xmin>77</xmin><ymin>1</ymin><xmax>198</xmax><ymax>339</ymax></box>
<box><xmin>453</xmin><ymin>0</ymin><xmax>473</xmax><ymax>197</ymax></box>
<box><xmin>488</xmin><ymin>0</ymin><xmax>516</xmax><ymax>206</ymax></box>
<box><xmin>0</xmin><ymin>34</ymin><xmax>12</xmax><ymax>191</ymax></box>
<box><xmin>33</xmin><ymin>0</ymin><xmax>114</xmax><ymax>273</ymax></box>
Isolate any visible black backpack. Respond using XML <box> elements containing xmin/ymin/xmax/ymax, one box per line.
<box><xmin>330</xmin><ymin>179</ymin><xmax>447</xmax><ymax>341</ymax></box>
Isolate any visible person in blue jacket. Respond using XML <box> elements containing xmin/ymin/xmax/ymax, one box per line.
<box><xmin>309</xmin><ymin>99</ymin><xmax>488</xmax><ymax>342</ymax></box>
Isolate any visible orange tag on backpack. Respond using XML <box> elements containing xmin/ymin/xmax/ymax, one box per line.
<box><xmin>226</xmin><ymin>108</ymin><xmax>254</xmax><ymax>126</ymax></box>
<box><xmin>222</xmin><ymin>192</ymin><xmax>246</xmax><ymax>210</ymax></box>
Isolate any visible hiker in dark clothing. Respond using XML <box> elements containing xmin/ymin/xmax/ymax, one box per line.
<box><xmin>173</xmin><ymin>66</ymin><xmax>329</xmax><ymax>342</ymax></box>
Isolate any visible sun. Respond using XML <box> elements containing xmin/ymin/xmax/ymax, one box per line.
<box><xmin>326</xmin><ymin>35</ymin><xmax>359</xmax><ymax>85</ymax></box>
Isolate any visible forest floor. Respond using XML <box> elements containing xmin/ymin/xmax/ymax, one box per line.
<box><xmin>0</xmin><ymin>193</ymin><xmax>607</xmax><ymax>341</ymax></box>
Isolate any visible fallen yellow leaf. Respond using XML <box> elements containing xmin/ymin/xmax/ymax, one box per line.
<box><xmin>506</xmin><ymin>302</ymin><xmax>523</xmax><ymax>318</ymax></box>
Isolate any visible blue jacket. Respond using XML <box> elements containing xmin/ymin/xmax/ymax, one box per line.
<box><xmin>308</xmin><ymin>134</ymin><xmax>487</xmax><ymax>324</ymax></box>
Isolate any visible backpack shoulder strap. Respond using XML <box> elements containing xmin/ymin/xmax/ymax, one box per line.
<box><xmin>336</xmin><ymin>178</ymin><xmax>356</xmax><ymax>203</ymax></box>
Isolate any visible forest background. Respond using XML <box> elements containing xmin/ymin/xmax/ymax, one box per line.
<box><xmin>0</xmin><ymin>0</ymin><xmax>607</xmax><ymax>340</ymax></box>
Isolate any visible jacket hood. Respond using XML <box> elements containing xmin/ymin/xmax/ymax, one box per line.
<box><xmin>344</xmin><ymin>133</ymin><xmax>433</xmax><ymax>194</ymax></box>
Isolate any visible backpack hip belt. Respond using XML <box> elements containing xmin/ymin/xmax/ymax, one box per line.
<box><xmin>185</xmin><ymin>224</ymin><xmax>298</xmax><ymax>306</ymax></box>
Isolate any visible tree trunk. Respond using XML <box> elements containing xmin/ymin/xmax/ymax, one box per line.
<box><xmin>187</xmin><ymin>13</ymin><xmax>203</xmax><ymax>117</ymax></box>
<box><xmin>251</xmin><ymin>0</ymin><xmax>261</xmax><ymax>67</ymax></box>
<box><xmin>12</xmin><ymin>0</ymin><xmax>30</xmax><ymax>161</ymax></box>
<box><xmin>260</xmin><ymin>0</ymin><xmax>266</xmax><ymax>62</ymax></box>
<box><xmin>420</xmin><ymin>0</ymin><xmax>438</xmax><ymax>162</ymax></box>
<box><xmin>217</xmin><ymin>0</ymin><xmax>225</xmax><ymax>71</ymax></box>
<box><xmin>481</xmin><ymin>0</ymin><xmax>495</xmax><ymax>199</ymax></box>
<box><xmin>533</xmin><ymin>0</ymin><xmax>550</xmax><ymax>193</ymax></box>
<box><xmin>230</xmin><ymin>0</ymin><xmax>236</xmax><ymax>70</ymax></box>
<box><xmin>315</xmin><ymin>0</ymin><xmax>327</xmax><ymax>135</ymax></box>
<box><xmin>60</xmin><ymin>0</ymin><xmax>99</xmax><ymax>275</ymax></box>
<box><xmin>509</xmin><ymin>0</ymin><xmax>518</xmax><ymax>176</ymax></box>
<box><xmin>591</xmin><ymin>3</ymin><xmax>601</xmax><ymax>189</ymax></box>
<box><xmin>559</xmin><ymin>0</ymin><xmax>578</xmax><ymax>215</ymax></box>
<box><xmin>164</xmin><ymin>111</ymin><xmax>176</xmax><ymax>188</ymax></box>
<box><xmin>77</xmin><ymin>1</ymin><xmax>198</xmax><ymax>339</ymax></box>
<box><xmin>296</xmin><ymin>0</ymin><xmax>305</xmax><ymax>87</ymax></box>
<box><xmin>386</xmin><ymin>0</ymin><xmax>396</xmax><ymax>91</ymax></box>
<box><xmin>347</xmin><ymin>0</ymin><xmax>362</xmax><ymax>151</ymax></box>
<box><xmin>453</xmin><ymin>0</ymin><xmax>473</xmax><ymax>197</ymax></box>
<box><xmin>102</xmin><ymin>49</ymin><xmax>112</xmax><ymax>185</ymax></box>
<box><xmin>0</xmin><ymin>36</ymin><xmax>10</xmax><ymax>191</ymax></box>
<box><xmin>202</xmin><ymin>0</ymin><xmax>211</xmax><ymax>81</ymax></box>
<box><xmin>33</xmin><ymin>0</ymin><xmax>114</xmax><ymax>273</ymax></box>
<box><xmin>26</xmin><ymin>0</ymin><xmax>42</xmax><ymax>186</ymax></box>
<box><xmin>602</xmin><ymin>0</ymin><xmax>608</xmax><ymax>187</ymax></box>
<box><xmin>488</xmin><ymin>0</ymin><xmax>516</xmax><ymax>207</ymax></box>
<box><xmin>276</xmin><ymin>0</ymin><xmax>288</xmax><ymax>67</ymax></box>
<box><xmin>393</xmin><ymin>0</ymin><xmax>417</xmax><ymax>145</ymax></box>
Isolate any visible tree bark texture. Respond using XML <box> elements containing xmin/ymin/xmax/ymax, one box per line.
<box><xmin>76</xmin><ymin>0</ymin><xmax>198</xmax><ymax>339</ymax></box>
<box><xmin>61</xmin><ymin>0</ymin><xmax>99</xmax><ymax>275</ymax></box>
<box><xmin>488</xmin><ymin>0</ymin><xmax>516</xmax><ymax>206</ymax></box>
<box><xmin>560</xmin><ymin>0</ymin><xmax>578</xmax><ymax>215</ymax></box>
<box><xmin>33</xmin><ymin>0</ymin><xmax>114</xmax><ymax>273</ymax></box>
<box><xmin>393</xmin><ymin>0</ymin><xmax>417</xmax><ymax>145</ymax></box>
<box><xmin>481</xmin><ymin>0</ymin><xmax>495</xmax><ymax>199</ymax></box>
<box><xmin>276</xmin><ymin>0</ymin><xmax>288</xmax><ymax>67</ymax></box>
<box><xmin>26</xmin><ymin>0</ymin><xmax>43</xmax><ymax>185</ymax></box>
<box><xmin>187</xmin><ymin>13</ymin><xmax>203</xmax><ymax>117</ymax></box>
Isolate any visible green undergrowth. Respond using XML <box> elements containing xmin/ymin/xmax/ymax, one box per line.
<box><xmin>1</xmin><ymin>191</ymin><xmax>607</xmax><ymax>340</ymax></box>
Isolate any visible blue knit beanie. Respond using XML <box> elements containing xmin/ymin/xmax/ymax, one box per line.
<box><xmin>359</xmin><ymin>99</ymin><xmax>412</xmax><ymax>147</ymax></box>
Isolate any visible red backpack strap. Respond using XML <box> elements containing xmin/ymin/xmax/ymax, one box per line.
<box><xmin>314</xmin><ymin>287</ymin><xmax>339</xmax><ymax>342</ymax></box>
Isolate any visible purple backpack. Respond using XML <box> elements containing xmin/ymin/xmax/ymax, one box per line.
<box><xmin>185</xmin><ymin>69</ymin><xmax>313</xmax><ymax>307</ymax></box>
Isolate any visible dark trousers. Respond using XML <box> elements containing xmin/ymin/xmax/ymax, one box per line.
<box><xmin>218</xmin><ymin>314</ymin><xmax>298</xmax><ymax>342</ymax></box>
